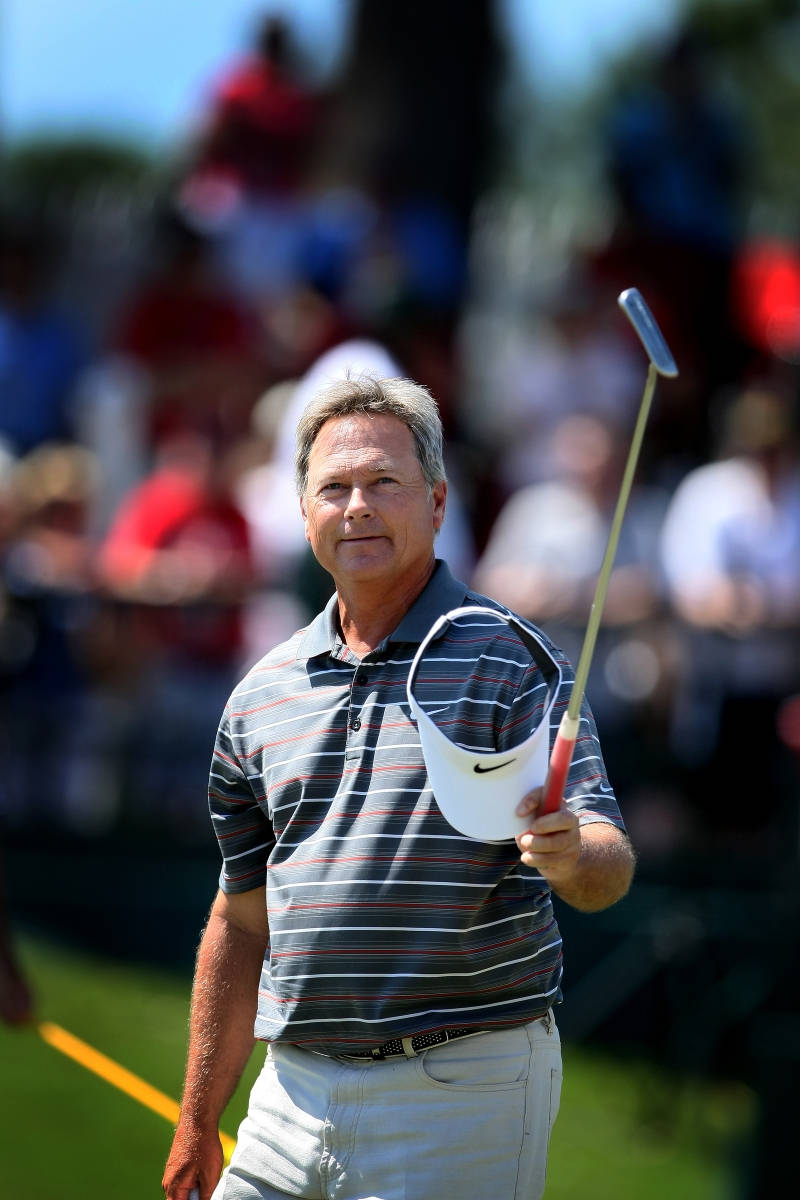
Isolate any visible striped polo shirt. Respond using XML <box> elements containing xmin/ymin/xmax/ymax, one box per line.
<box><xmin>209</xmin><ymin>560</ymin><xmax>623</xmax><ymax>1052</ymax></box>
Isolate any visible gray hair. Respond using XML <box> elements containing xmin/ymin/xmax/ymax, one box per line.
<box><xmin>294</xmin><ymin>374</ymin><xmax>447</xmax><ymax>495</ymax></box>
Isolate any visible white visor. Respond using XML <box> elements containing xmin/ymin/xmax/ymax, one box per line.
<box><xmin>407</xmin><ymin>606</ymin><xmax>562</xmax><ymax>842</ymax></box>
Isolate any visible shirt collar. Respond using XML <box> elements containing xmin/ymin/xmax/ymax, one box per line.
<box><xmin>295</xmin><ymin>592</ymin><xmax>340</xmax><ymax>660</ymax></box>
<box><xmin>295</xmin><ymin>560</ymin><xmax>468</xmax><ymax>660</ymax></box>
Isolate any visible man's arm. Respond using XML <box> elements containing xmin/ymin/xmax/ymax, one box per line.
<box><xmin>162</xmin><ymin>885</ymin><xmax>268</xmax><ymax>1200</ymax></box>
<box><xmin>514</xmin><ymin>790</ymin><xmax>635</xmax><ymax>912</ymax></box>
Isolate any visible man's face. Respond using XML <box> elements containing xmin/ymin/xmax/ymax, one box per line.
<box><xmin>300</xmin><ymin>412</ymin><xmax>446</xmax><ymax>588</ymax></box>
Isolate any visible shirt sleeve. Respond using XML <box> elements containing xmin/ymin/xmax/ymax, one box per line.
<box><xmin>499</xmin><ymin>633</ymin><xmax>626</xmax><ymax>831</ymax></box>
<box><xmin>209</xmin><ymin>704</ymin><xmax>275</xmax><ymax>892</ymax></box>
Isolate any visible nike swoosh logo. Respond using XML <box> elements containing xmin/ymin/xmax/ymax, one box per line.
<box><xmin>473</xmin><ymin>759</ymin><xmax>515</xmax><ymax>774</ymax></box>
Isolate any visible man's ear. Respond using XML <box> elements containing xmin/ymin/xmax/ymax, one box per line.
<box><xmin>432</xmin><ymin>480</ymin><xmax>447</xmax><ymax>532</ymax></box>
<box><xmin>300</xmin><ymin>494</ymin><xmax>311</xmax><ymax>544</ymax></box>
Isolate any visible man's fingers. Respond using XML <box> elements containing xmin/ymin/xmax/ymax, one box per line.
<box><xmin>164</xmin><ymin>1185</ymin><xmax>198</xmax><ymax>1200</ymax></box>
<box><xmin>168</xmin><ymin>1184</ymin><xmax>201</xmax><ymax>1200</ymax></box>
<box><xmin>517</xmin><ymin>829</ymin><xmax>574</xmax><ymax>854</ymax></box>
<box><xmin>533</xmin><ymin>809</ymin><xmax>576</xmax><ymax>833</ymax></box>
<box><xmin>516</xmin><ymin>810</ymin><xmax>576</xmax><ymax>842</ymax></box>
<box><xmin>515</xmin><ymin>785</ymin><xmax>544</xmax><ymax>817</ymax></box>
<box><xmin>515</xmin><ymin>803</ymin><xmax>581</xmax><ymax>875</ymax></box>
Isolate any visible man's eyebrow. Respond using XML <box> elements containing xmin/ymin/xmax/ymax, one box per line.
<box><xmin>318</xmin><ymin>459</ymin><xmax>396</xmax><ymax>479</ymax></box>
<box><xmin>315</xmin><ymin>462</ymin><xmax>348</xmax><ymax>481</ymax></box>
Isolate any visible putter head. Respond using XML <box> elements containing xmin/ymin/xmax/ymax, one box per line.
<box><xmin>618</xmin><ymin>288</ymin><xmax>679</xmax><ymax>378</ymax></box>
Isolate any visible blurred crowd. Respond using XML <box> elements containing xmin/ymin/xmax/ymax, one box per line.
<box><xmin>1</xmin><ymin>17</ymin><xmax>799</xmax><ymax>873</ymax></box>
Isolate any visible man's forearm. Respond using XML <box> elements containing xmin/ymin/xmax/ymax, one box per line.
<box><xmin>179</xmin><ymin>906</ymin><xmax>266</xmax><ymax>1128</ymax></box>
<box><xmin>548</xmin><ymin>823</ymin><xmax>635</xmax><ymax>912</ymax></box>
<box><xmin>164</xmin><ymin>889</ymin><xmax>268</xmax><ymax>1199</ymax></box>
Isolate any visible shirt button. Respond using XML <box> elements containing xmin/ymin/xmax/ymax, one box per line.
<box><xmin>350</xmin><ymin>717</ymin><xmax>362</xmax><ymax>731</ymax></box>
<box><xmin>354</xmin><ymin>672</ymin><xmax>367</xmax><ymax>686</ymax></box>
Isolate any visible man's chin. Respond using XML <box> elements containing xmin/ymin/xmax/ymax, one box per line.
<box><xmin>335</xmin><ymin>542</ymin><xmax>395</xmax><ymax>576</ymax></box>
<box><xmin>338</xmin><ymin>538</ymin><xmax>389</xmax><ymax>558</ymax></box>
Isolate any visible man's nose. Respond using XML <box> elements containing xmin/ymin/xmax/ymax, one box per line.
<box><xmin>344</xmin><ymin>486</ymin><xmax>372</xmax><ymax>518</ymax></box>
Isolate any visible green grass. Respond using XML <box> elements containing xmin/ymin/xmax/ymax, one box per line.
<box><xmin>1</xmin><ymin>934</ymin><xmax>262</xmax><ymax>1200</ymax></box>
<box><xmin>547</xmin><ymin>1048</ymin><xmax>754</xmax><ymax>1199</ymax></box>
<box><xmin>1</xmin><ymin>931</ymin><xmax>754</xmax><ymax>1199</ymax></box>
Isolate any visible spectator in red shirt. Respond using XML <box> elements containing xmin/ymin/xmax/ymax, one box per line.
<box><xmin>98</xmin><ymin>432</ymin><xmax>253</xmax><ymax>666</ymax></box>
<box><xmin>191</xmin><ymin>15</ymin><xmax>321</xmax><ymax>199</ymax></box>
<box><xmin>178</xmin><ymin>16</ymin><xmax>325</xmax><ymax>303</ymax></box>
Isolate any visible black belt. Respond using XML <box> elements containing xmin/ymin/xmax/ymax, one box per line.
<box><xmin>340</xmin><ymin>1026</ymin><xmax>487</xmax><ymax>1061</ymax></box>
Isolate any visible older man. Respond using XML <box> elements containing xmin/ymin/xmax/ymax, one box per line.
<box><xmin>163</xmin><ymin>376</ymin><xmax>634</xmax><ymax>1200</ymax></box>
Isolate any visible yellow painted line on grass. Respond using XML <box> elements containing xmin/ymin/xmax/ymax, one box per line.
<box><xmin>38</xmin><ymin>1021</ymin><xmax>236</xmax><ymax>1161</ymax></box>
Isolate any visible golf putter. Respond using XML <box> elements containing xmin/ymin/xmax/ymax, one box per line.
<box><xmin>539</xmin><ymin>288</ymin><xmax>678</xmax><ymax>815</ymax></box>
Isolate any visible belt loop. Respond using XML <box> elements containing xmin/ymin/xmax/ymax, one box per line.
<box><xmin>401</xmin><ymin>1036</ymin><xmax>417</xmax><ymax>1058</ymax></box>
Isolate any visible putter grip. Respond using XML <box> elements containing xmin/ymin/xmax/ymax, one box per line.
<box><xmin>541</xmin><ymin>713</ymin><xmax>579</xmax><ymax>814</ymax></box>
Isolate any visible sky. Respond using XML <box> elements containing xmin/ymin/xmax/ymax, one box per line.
<box><xmin>1</xmin><ymin>0</ymin><xmax>683</xmax><ymax>148</ymax></box>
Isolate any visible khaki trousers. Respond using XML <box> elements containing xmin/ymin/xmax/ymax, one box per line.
<box><xmin>213</xmin><ymin>1015</ymin><xmax>562</xmax><ymax>1200</ymax></box>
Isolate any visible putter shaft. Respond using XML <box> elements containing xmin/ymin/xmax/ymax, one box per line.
<box><xmin>540</xmin><ymin>288</ymin><xmax>677</xmax><ymax>815</ymax></box>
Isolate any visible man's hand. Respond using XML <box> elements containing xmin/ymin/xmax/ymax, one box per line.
<box><xmin>514</xmin><ymin>787</ymin><xmax>635</xmax><ymax>912</ymax></box>
<box><xmin>514</xmin><ymin>787</ymin><xmax>581</xmax><ymax>886</ymax></box>
<box><xmin>162</xmin><ymin>1119</ymin><xmax>223</xmax><ymax>1200</ymax></box>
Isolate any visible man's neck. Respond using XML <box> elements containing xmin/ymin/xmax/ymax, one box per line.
<box><xmin>335</xmin><ymin>558</ymin><xmax>436</xmax><ymax>658</ymax></box>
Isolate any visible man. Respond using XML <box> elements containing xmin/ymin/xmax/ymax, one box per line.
<box><xmin>163</xmin><ymin>375</ymin><xmax>635</xmax><ymax>1200</ymax></box>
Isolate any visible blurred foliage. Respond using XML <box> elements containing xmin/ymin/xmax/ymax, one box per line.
<box><xmin>504</xmin><ymin>0</ymin><xmax>800</xmax><ymax>250</ymax></box>
<box><xmin>687</xmin><ymin>0</ymin><xmax>800</xmax><ymax>233</ymax></box>
<box><xmin>3</xmin><ymin>2</ymin><xmax>800</xmax><ymax>243</ymax></box>
<box><xmin>0</xmin><ymin>135</ymin><xmax>161</xmax><ymax>224</ymax></box>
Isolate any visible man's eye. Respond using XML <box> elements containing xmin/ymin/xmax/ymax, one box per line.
<box><xmin>322</xmin><ymin>482</ymin><xmax>342</xmax><ymax>491</ymax></box>
<box><xmin>377</xmin><ymin>476</ymin><xmax>396</xmax><ymax>485</ymax></box>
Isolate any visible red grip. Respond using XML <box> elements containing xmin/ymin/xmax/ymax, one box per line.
<box><xmin>540</xmin><ymin>728</ymin><xmax>577</xmax><ymax>814</ymax></box>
